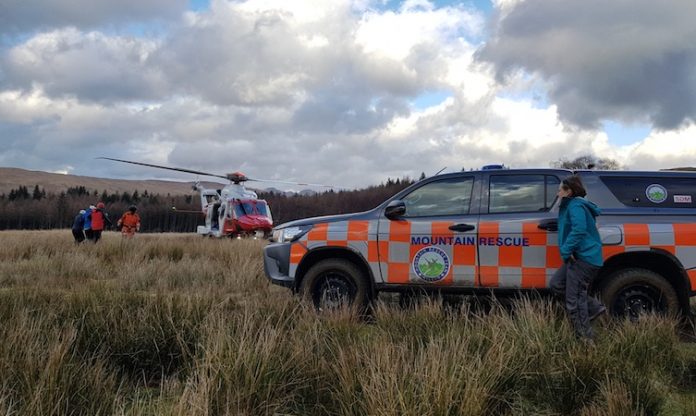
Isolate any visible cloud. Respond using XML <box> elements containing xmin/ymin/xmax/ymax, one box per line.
<box><xmin>624</xmin><ymin>125</ymin><xmax>696</xmax><ymax>170</ymax></box>
<box><xmin>3</xmin><ymin>0</ymin><xmax>694</xmax><ymax>190</ymax></box>
<box><xmin>479</xmin><ymin>0</ymin><xmax>696</xmax><ymax>130</ymax></box>
<box><xmin>1</xmin><ymin>29</ymin><xmax>166</xmax><ymax>102</ymax></box>
<box><xmin>0</xmin><ymin>0</ymin><xmax>187</xmax><ymax>35</ymax></box>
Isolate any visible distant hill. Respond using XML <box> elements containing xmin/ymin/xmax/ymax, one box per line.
<box><xmin>0</xmin><ymin>167</ymin><xmax>226</xmax><ymax>196</ymax></box>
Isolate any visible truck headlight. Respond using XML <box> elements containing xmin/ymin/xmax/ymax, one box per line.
<box><xmin>272</xmin><ymin>225</ymin><xmax>312</xmax><ymax>243</ymax></box>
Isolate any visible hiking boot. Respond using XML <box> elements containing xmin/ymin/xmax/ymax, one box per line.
<box><xmin>590</xmin><ymin>305</ymin><xmax>607</xmax><ymax>321</ymax></box>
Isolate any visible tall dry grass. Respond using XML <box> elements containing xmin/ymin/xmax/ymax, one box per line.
<box><xmin>0</xmin><ymin>230</ymin><xmax>695</xmax><ymax>415</ymax></box>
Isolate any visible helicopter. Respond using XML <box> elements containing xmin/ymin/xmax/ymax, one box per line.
<box><xmin>99</xmin><ymin>157</ymin><xmax>331</xmax><ymax>238</ymax></box>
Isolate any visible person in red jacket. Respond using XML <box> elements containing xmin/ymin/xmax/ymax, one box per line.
<box><xmin>117</xmin><ymin>205</ymin><xmax>141</xmax><ymax>238</ymax></box>
<box><xmin>89</xmin><ymin>202</ymin><xmax>112</xmax><ymax>243</ymax></box>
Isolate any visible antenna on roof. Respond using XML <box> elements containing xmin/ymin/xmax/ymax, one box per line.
<box><xmin>434</xmin><ymin>167</ymin><xmax>447</xmax><ymax>176</ymax></box>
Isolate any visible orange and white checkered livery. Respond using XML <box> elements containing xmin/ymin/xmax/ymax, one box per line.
<box><xmin>287</xmin><ymin>220</ymin><xmax>696</xmax><ymax>291</ymax></box>
<box><xmin>289</xmin><ymin>220</ymin><xmax>382</xmax><ymax>283</ymax></box>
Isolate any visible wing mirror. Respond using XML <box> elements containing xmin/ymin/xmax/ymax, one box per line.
<box><xmin>385</xmin><ymin>200</ymin><xmax>406</xmax><ymax>219</ymax></box>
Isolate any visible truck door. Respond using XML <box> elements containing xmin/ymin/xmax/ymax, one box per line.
<box><xmin>478</xmin><ymin>173</ymin><xmax>562</xmax><ymax>288</ymax></box>
<box><xmin>378</xmin><ymin>174</ymin><xmax>480</xmax><ymax>287</ymax></box>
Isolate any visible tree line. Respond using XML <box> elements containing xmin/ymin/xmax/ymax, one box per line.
<box><xmin>0</xmin><ymin>178</ymin><xmax>414</xmax><ymax>232</ymax></box>
<box><xmin>0</xmin><ymin>155</ymin><xmax>624</xmax><ymax>233</ymax></box>
<box><xmin>0</xmin><ymin>186</ymin><xmax>202</xmax><ymax>232</ymax></box>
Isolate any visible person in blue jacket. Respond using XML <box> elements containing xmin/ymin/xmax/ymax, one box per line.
<box><xmin>550</xmin><ymin>175</ymin><xmax>606</xmax><ymax>341</ymax></box>
<box><xmin>71</xmin><ymin>209</ymin><xmax>86</xmax><ymax>244</ymax></box>
<box><xmin>83</xmin><ymin>205</ymin><xmax>95</xmax><ymax>241</ymax></box>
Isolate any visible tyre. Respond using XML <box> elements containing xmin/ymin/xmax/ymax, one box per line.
<box><xmin>599</xmin><ymin>268</ymin><xmax>680</xmax><ymax>319</ymax></box>
<box><xmin>300</xmin><ymin>259</ymin><xmax>370</xmax><ymax>312</ymax></box>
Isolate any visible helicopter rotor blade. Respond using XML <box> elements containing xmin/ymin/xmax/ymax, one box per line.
<box><xmin>98</xmin><ymin>157</ymin><xmax>229</xmax><ymax>181</ymax></box>
<box><xmin>244</xmin><ymin>177</ymin><xmax>335</xmax><ymax>188</ymax></box>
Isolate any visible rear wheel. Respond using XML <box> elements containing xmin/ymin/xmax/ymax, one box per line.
<box><xmin>300</xmin><ymin>259</ymin><xmax>370</xmax><ymax>312</ymax></box>
<box><xmin>599</xmin><ymin>268</ymin><xmax>680</xmax><ymax>319</ymax></box>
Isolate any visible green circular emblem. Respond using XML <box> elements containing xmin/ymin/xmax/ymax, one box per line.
<box><xmin>413</xmin><ymin>246</ymin><xmax>450</xmax><ymax>282</ymax></box>
<box><xmin>645</xmin><ymin>184</ymin><xmax>667</xmax><ymax>204</ymax></box>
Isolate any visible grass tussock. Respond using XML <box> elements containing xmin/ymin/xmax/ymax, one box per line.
<box><xmin>0</xmin><ymin>230</ymin><xmax>695</xmax><ymax>415</ymax></box>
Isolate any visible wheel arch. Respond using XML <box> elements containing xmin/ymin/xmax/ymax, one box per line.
<box><xmin>294</xmin><ymin>246</ymin><xmax>376</xmax><ymax>299</ymax></box>
<box><xmin>597</xmin><ymin>249</ymin><xmax>691</xmax><ymax>314</ymax></box>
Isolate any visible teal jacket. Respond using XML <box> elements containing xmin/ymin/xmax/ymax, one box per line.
<box><xmin>558</xmin><ymin>197</ymin><xmax>603</xmax><ymax>267</ymax></box>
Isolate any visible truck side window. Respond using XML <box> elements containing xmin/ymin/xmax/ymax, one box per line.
<box><xmin>489</xmin><ymin>175</ymin><xmax>549</xmax><ymax>213</ymax></box>
<box><xmin>546</xmin><ymin>176</ymin><xmax>560</xmax><ymax>208</ymax></box>
<box><xmin>402</xmin><ymin>177</ymin><xmax>474</xmax><ymax>217</ymax></box>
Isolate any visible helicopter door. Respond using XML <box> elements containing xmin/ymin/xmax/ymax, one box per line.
<box><xmin>200</xmin><ymin>190</ymin><xmax>221</xmax><ymax>232</ymax></box>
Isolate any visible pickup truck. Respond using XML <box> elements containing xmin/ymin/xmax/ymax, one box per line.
<box><xmin>264</xmin><ymin>168</ymin><xmax>696</xmax><ymax>317</ymax></box>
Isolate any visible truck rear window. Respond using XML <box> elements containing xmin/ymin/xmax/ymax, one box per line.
<box><xmin>600</xmin><ymin>176</ymin><xmax>696</xmax><ymax>208</ymax></box>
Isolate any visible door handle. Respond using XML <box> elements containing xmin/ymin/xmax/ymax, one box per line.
<box><xmin>538</xmin><ymin>219</ymin><xmax>558</xmax><ymax>231</ymax></box>
<box><xmin>449</xmin><ymin>223</ymin><xmax>475</xmax><ymax>232</ymax></box>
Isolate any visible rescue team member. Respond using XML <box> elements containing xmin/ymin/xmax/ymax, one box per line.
<box><xmin>117</xmin><ymin>205</ymin><xmax>141</xmax><ymax>238</ymax></box>
<box><xmin>71</xmin><ymin>209</ymin><xmax>86</xmax><ymax>244</ymax></box>
<box><xmin>83</xmin><ymin>205</ymin><xmax>95</xmax><ymax>241</ymax></box>
<box><xmin>550</xmin><ymin>175</ymin><xmax>606</xmax><ymax>341</ymax></box>
<box><xmin>89</xmin><ymin>202</ymin><xmax>112</xmax><ymax>243</ymax></box>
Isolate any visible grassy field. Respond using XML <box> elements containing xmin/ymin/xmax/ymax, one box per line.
<box><xmin>1</xmin><ymin>230</ymin><xmax>696</xmax><ymax>415</ymax></box>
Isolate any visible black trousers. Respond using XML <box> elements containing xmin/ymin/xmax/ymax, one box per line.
<box><xmin>550</xmin><ymin>260</ymin><xmax>602</xmax><ymax>339</ymax></box>
<box><xmin>72</xmin><ymin>229</ymin><xmax>85</xmax><ymax>243</ymax></box>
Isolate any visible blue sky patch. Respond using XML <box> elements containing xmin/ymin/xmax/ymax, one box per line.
<box><xmin>412</xmin><ymin>90</ymin><xmax>453</xmax><ymax>109</ymax></box>
<box><xmin>381</xmin><ymin>0</ymin><xmax>492</xmax><ymax>13</ymax></box>
<box><xmin>189</xmin><ymin>0</ymin><xmax>211</xmax><ymax>12</ymax></box>
<box><xmin>603</xmin><ymin>121</ymin><xmax>651</xmax><ymax>146</ymax></box>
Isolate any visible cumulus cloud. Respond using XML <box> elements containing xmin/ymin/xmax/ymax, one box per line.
<box><xmin>624</xmin><ymin>125</ymin><xmax>696</xmax><ymax>170</ymax></box>
<box><xmin>479</xmin><ymin>0</ymin><xmax>696</xmax><ymax>130</ymax></box>
<box><xmin>0</xmin><ymin>0</ymin><xmax>187</xmax><ymax>35</ymax></box>
<box><xmin>1</xmin><ymin>29</ymin><xmax>166</xmax><ymax>102</ymax></box>
<box><xmin>2</xmin><ymin>0</ymin><xmax>695</xmax><ymax>190</ymax></box>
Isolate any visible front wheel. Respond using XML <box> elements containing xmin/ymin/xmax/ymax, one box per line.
<box><xmin>300</xmin><ymin>259</ymin><xmax>370</xmax><ymax>312</ymax></box>
<box><xmin>599</xmin><ymin>268</ymin><xmax>680</xmax><ymax>319</ymax></box>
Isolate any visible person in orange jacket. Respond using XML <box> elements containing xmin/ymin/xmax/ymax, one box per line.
<box><xmin>117</xmin><ymin>205</ymin><xmax>141</xmax><ymax>238</ymax></box>
<box><xmin>89</xmin><ymin>202</ymin><xmax>112</xmax><ymax>242</ymax></box>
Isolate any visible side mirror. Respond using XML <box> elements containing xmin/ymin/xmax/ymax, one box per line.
<box><xmin>385</xmin><ymin>200</ymin><xmax>406</xmax><ymax>219</ymax></box>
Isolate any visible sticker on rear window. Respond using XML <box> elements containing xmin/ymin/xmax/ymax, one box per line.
<box><xmin>645</xmin><ymin>184</ymin><xmax>667</xmax><ymax>203</ymax></box>
<box><xmin>674</xmin><ymin>195</ymin><xmax>692</xmax><ymax>203</ymax></box>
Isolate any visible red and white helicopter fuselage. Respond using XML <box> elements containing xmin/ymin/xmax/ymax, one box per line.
<box><xmin>196</xmin><ymin>182</ymin><xmax>273</xmax><ymax>238</ymax></box>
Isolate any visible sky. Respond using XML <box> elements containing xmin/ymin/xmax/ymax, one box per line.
<box><xmin>1</xmin><ymin>0</ymin><xmax>696</xmax><ymax>190</ymax></box>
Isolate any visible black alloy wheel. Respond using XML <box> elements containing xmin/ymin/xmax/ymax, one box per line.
<box><xmin>314</xmin><ymin>272</ymin><xmax>357</xmax><ymax>311</ymax></box>
<box><xmin>600</xmin><ymin>268</ymin><xmax>680</xmax><ymax>319</ymax></box>
<box><xmin>300</xmin><ymin>259</ymin><xmax>370</xmax><ymax>313</ymax></box>
<box><xmin>612</xmin><ymin>285</ymin><xmax>668</xmax><ymax>320</ymax></box>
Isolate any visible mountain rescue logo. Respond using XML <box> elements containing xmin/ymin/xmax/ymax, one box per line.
<box><xmin>646</xmin><ymin>184</ymin><xmax>668</xmax><ymax>204</ymax></box>
<box><xmin>413</xmin><ymin>246</ymin><xmax>450</xmax><ymax>282</ymax></box>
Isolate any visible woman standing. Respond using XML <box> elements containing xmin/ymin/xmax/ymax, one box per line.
<box><xmin>550</xmin><ymin>175</ymin><xmax>606</xmax><ymax>341</ymax></box>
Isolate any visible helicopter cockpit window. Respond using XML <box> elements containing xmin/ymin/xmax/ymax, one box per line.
<box><xmin>233</xmin><ymin>202</ymin><xmax>246</xmax><ymax>217</ymax></box>
<box><xmin>242</xmin><ymin>202</ymin><xmax>255</xmax><ymax>215</ymax></box>
<box><xmin>233</xmin><ymin>201</ymin><xmax>258</xmax><ymax>216</ymax></box>
<box><xmin>256</xmin><ymin>201</ymin><xmax>269</xmax><ymax>216</ymax></box>
<box><xmin>402</xmin><ymin>176</ymin><xmax>474</xmax><ymax>217</ymax></box>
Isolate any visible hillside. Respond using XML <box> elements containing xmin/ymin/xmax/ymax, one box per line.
<box><xmin>0</xmin><ymin>167</ymin><xmax>226</xmax><ymax>196</ymax></box>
